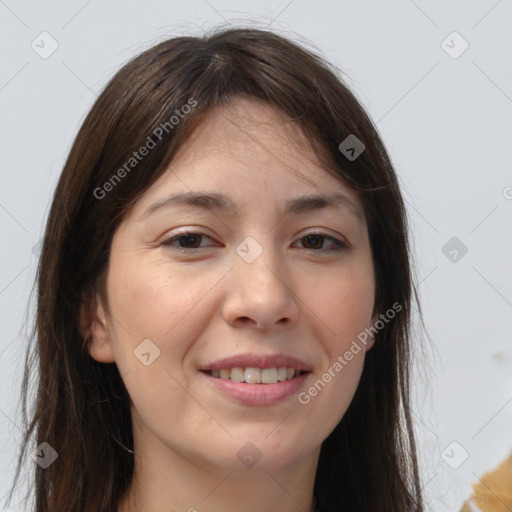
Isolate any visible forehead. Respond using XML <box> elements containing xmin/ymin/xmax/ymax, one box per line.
<box><xmin>189</xmin><ymin>97</ymin><xmax>315</xmax><ymax>158</ymax></box>
<box><xmin>171</xmin><ymin>98</ymin><xmax>349</xmax><ymax>186</ymax></box>
<box><xmin>130</xmin><ymin>97</ymin><xmax>363</xmax><ymax>219</ymax></box>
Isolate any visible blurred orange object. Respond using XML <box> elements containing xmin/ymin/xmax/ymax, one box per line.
<box><xmin>459</xmin><ymin>453</ymin><xmax>512</xmax><ymax>512</ymax></box>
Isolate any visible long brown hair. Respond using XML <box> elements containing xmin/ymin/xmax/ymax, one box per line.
<box><xmin>6</xmin><ymin>26</ymin><xmax>426</xmax><ymax>511</ymax></box>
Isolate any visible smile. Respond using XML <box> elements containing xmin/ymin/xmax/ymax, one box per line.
<box><xmin>203</xmin><ymin>367</ymin><xmax>308</xmax><ymax>384</ymax></box>
<box><xmin>200</xmin><ymin>369</ymin><xmax>311</xmax><ymax>406</ymax></box>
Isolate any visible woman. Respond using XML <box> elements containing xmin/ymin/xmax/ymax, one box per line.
<box><xmin>7</xmin><ymin>27</ymin><xmax>426</xmax><ymax>511</ymax></box>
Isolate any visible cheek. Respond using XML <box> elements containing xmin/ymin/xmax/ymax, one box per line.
<box><xmin>106</xmin><ymin>248</ymin><xmax>176</xmax><ymax>332</ymax></box>
<box><xmin>105</xmin><ymin>252</ymin><xmax>224</xmax><ymax>369</ymax></box>
<box><xmin>327</xmin><ymin>352</ymin><xmax>365</xmax><ymax>422</ymax></box>
<box><xmin>107</xmin><ymin>256</ymin><xmax>175</xmax><ymax>327</ymax></box>
<box><xmin>297</xmin><ymin>347</ymin><xmax>365</xmax><ymax>445</ymax></box>
<box><xmin>313</xmin><ymin>267</ymin><xmax>375</xmax><ymax>356</ymax></box>
<box><xmin>121</xmin><ymin>364</ymin><xmax>193</xmax><ymax>428</ymax></box>
<box><xmin>295</xmin><ymin>264</ymin><xmax>373</xmax><ymax>412</ymax></box>
<box><xmin>104</xmin><ymin>256</ymin><xmax>213</xmax><ymax>426</ymax></box>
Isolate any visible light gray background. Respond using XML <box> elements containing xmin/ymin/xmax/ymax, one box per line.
<box><xmin>1</xmin><ymin>1</ymin><xmax>511</xmax><ymax>511</ymax></box>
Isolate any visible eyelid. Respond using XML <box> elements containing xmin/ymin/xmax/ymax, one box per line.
<box><xmin>159</xmin><ymin>228</ymin><xmax>350</xmax><ymax>253</ymax></box>
<box><xmin>300</xmin><ymin>228</ymin><xmax>349</xmax><ymax>246</ymax></box>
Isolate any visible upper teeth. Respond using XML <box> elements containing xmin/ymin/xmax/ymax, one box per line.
<box><xmin>210</xmin><ymin>367</ymin><xmax>300</xmax><ymax>384</ymax></box>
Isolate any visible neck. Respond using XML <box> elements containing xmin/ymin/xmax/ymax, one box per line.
<box><xmin>118</xmin><ymin>423</ymin><xmax>320</xmax><ymax>512</ymax></box>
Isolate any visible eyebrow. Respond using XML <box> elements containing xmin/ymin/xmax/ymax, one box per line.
<box><xmin>140</xmin><ymin>191</ymin><xmax>365</xmax><ymax>225</ymax></box>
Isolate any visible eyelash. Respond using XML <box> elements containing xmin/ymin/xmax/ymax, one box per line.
<box><xmin>160</xmin><ymin>231</ymin><xmax>349</xmax><ymax>255</ymax></box>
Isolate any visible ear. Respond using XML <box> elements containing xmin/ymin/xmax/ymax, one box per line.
<box><xmin>79</xmin><ymin>291</ymin><xmax>115</xmax><ymax>363</ymax></box>
<box><xmin>365</xmin><ymin>310</ymin><xmax>380</xmax><ymax>351</ymax></box>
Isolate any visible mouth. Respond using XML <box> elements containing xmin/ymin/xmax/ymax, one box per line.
<box><xmin>199</xmin><ymin>353</ymin><xmax>313</xmax><ymax>404</ymax></box>
<box><xmin>201</xmin><ymin>367</ymin><xmax>311</xmax><ymax>384</ymax></box>
<box><xmin>199</xmin><ymin>366</ymin><xmax>312</xmax><ymax>406</ymax></box>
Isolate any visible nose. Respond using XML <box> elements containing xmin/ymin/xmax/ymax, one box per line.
<box><xmin>221</xmin><ymin>240</ymin><xmax>300</xmax><ymax>330</ymax></box>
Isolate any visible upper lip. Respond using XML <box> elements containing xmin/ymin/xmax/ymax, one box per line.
<box><xmin>200</xmin><ymin>353</ymin><xmax>312</xmax><ymax>372</ymax></box>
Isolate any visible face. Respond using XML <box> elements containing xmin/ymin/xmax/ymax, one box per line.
<box><xmin>84</xmin><ymin>97</ymin><xmax>377</xmax><ymax>474</ymax></box>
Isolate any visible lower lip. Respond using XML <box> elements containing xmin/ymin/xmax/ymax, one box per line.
<box><xmin>200</xmin><ymin>371</ymin><xmax>311</xmax><ymax>405</ymax></box>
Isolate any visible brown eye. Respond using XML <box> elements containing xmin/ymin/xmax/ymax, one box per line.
<box><xmin>295</xmin><ymin>233</ymin><xmax>348</xmax><ymax>252</ymax></box>
<box><xmin>160</xmin><ymin>231</ymin><xmax>348</xmax><ymax>255</ymax></box>
<box><xmin>301</xmin><ymin>234</ymin><xmax>325</xmax><ymax>250</ymax></box>
<box><xmin>161</xmin><ymin>232</ymin><xmax>215</xmax><ymax>251</ymax></box>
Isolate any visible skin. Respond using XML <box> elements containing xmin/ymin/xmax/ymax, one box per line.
<box><xmin>82</xmin><ymin>97</ymin><xmax>377</xmax><ymax>512</ymax></box>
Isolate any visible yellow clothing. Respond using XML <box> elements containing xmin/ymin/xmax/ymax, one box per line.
<box><xmin>459</xmin><ymin>454</ymin><xmax>512</xmax><ymax>512</ymax></box>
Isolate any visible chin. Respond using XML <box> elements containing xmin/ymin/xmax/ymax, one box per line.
<box><xmin>212</xmin><ymin>434</ymin><xmax>317</xmax><ymax>473</ymax></box>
